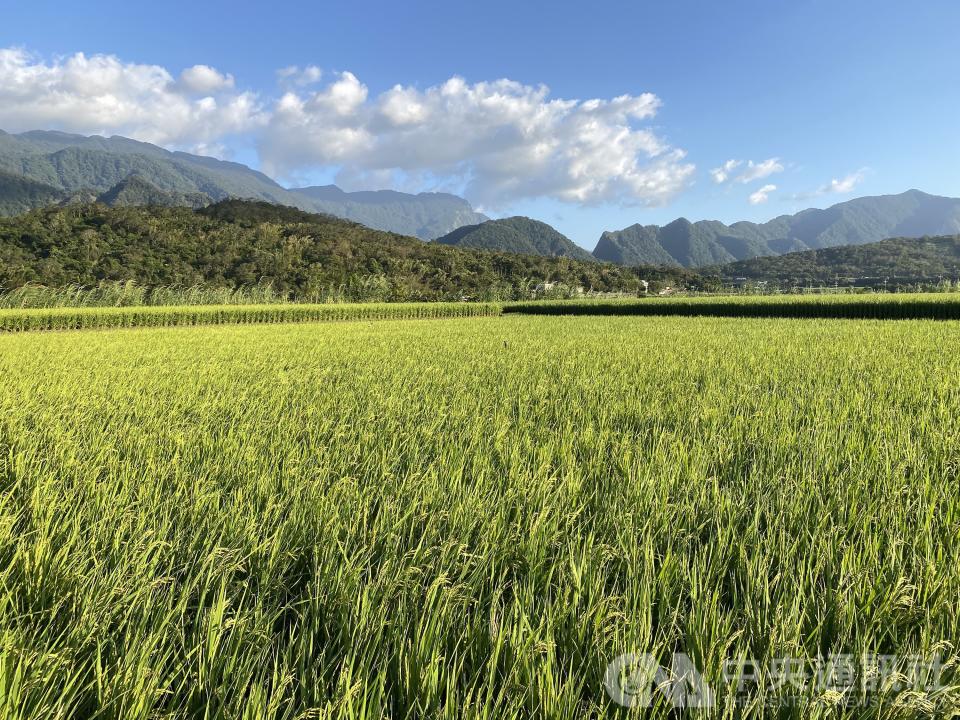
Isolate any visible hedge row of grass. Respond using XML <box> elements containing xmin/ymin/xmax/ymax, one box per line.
<box><xmin>0</xmin><ymin>302</ymin><xmax>502</xmax><ymax>333</ymax></box>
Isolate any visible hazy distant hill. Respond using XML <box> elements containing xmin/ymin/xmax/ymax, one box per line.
<box><xmin>288</xmin><ymin>185</ymin><xmax>487</xmax><ymax>239</ymax></box>
<box><xmin>0</xmin><ymin>170</ymin><xmax>65</xmax><ymax>216</ymax></box>
<box><xmin>0</xmin><ymin>130</ymin><xmax>487</xmax><ymax>239</ymax></box>
<box><xmin>434</xmin><ymin>216</ymin><xmax>596</xmax><ymax>262</ymax></box>
<box><xmin>706</xmin><ymin>235</ymin><xmax>960</xmax><ymax>285</ymax></box>
<box><xmin>595</xmin><ymin>190</ymin><xmax>960</xmax><ymax>267</ymax></box>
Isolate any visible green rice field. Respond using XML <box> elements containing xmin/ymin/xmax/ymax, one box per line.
<box><xmin>1</xmin><ymin>309</ymin><xmax>959</xmax><ymax>718</ymax></box>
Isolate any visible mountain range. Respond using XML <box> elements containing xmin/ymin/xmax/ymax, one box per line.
<box><xmin>2</xmin><ymin>130</ymin><xmax>959</xmax><ymax>273</ymax></box>
<box><xmin>594</xmin><ymin>190</ymin><xmax>960</xmax><ymax>267</ymax></box>
<box><xmin>431</xmin><ymin>191</ymin><xmax>960</xmax><ymax>270</ymax></box>
<box><xmin>0</xmin><ymin>130</ymin><xmax>487</xmax><ymax>239</ymax></box>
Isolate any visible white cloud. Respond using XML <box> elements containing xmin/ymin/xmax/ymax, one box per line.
<box><xmin>178</xmin><ymin>64</ymin><xmax>234</xmax><ymax>94</ymax></box>
<box><xmin>379</xmin><ymin>84</ymin><xmax>430</xmax><ymax>126</ymax></box>
<box><xmin>0</xmin><ymin>48</ymin><xmax>265</xmax><ymax>152</ymax></box>
<box><xmin>0</xmin><ymin>48</ymin><xmax>696</xmax><ymax>206</ymax></box>
<box><xmin>748</xmin><ymin>184</ymin><xmax>777</xmax><ymax>205</ymax></box>
<box><xmin>260</xmin><ymin>74</ymin><xmax>694</xmax><ymax>207</ymax></box>
<box><xmin>824</xmin><ymin>169</ymin><xmax>866</xmax><ymax>194</ymax></box>
<box><xmin>276</xmin><ymin>65</ymin><xmax>323</xmax><ymax>88</ymax></box>
<box><xmin>712</xmin><ymin>157</ymin><xmax>784</xmax><ymax>185</ymax></box>
<box><xmin>737</xmin><ymin>158</ymin><xmax>784</xmax><ymax>183</ymax></box>
<box><xmin>738</xmin><ymin>158</ymin><xmax>784</xmax><ymax>184</ymax></box>
<box><xmin>710</xmin><ymin>159</ymin><xmax>742</xmax><ymax>184</ymax></box>
<box><xmin>792</xmin><ymin>168</ymin><xmax>869</xmax><ymax>201</ymax></box>
<box><xmin>319</xmin><ymin>72</ymin><xmax>368</xmax><ymax>116</ymax></box>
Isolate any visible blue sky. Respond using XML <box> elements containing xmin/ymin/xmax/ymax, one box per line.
<box><xmin>2</xmin><ymin>0</ymin><xmax>958</xmax><ymax>247</ymax></box>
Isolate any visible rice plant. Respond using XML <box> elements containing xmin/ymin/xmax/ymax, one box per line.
<box><xmin>0</xmin><ymin>315</ymin><xmax>958</xmax><ymax>718</ymax></box>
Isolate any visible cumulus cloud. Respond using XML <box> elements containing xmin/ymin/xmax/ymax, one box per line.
<box><xmin>260</xmin><ymin>74</ymin><xmax>695</xmax><ymax>207</ymax></box>
<box><xmin>712</xmin><ymin>157</ymin><xmax>784</xmax><ymax>185</ymax></box>
<box><xmin>178</xmin><ymin>64</ymin><xmax>234</xmax><ymax>94</ymax></box>
<box><xmin>710</xmin><ymin>159</ymin><xmax>742</xmax><ymax>184</ymax></box>
<box><xmin>748</xmin><ymin>184</ymin><xmax>777</xmax><ymax>205</ymax></box>
<box><xmin>0</xmin><ymin>48</ymin><xmax>265</xmax><ymax>151</ymax></box>
<box><xmin>0</xmin><ymin>48</ymin><xmax>696</xmax><ymax>206</ymax></box>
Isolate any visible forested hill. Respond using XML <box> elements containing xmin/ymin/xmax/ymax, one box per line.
<box><xmin>706</xmin><ymin>235</ymin><xmax>960</xmax><ymax>285</ymax></box>
<box><xmin>0</xmin><ymin>200</ymin><xmax>691</xmax><ymax>301</ymax></box>
<box><xmin>434</xmin><ymin>216</ymin><xmax>596</xmax><ymax>262</ymax></box>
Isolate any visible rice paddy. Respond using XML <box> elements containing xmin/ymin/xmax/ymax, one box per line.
<box><xmin>507</xmin><ymin>293</ymin><xmax>960</xmax><ymax>320</ymax></box>
<box><xmin>1</xmin><ymin>310</ymin><xmax>959</xmax><ymax>718</ymax></box>
<box><xmin>5</xmin><ymin>293</ymin><xmax>960</xmax><ymax>334</ymax></box>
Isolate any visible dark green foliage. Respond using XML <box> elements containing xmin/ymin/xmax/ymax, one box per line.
<box><xmin>707</xmin><ymin>235</ymin><xmax>960</xmax><ymax>286</ymax></box>
<box><xmin>0</xmin><ymin>200</ymin><xmax>674</xmax><ymax>301</ymax></box>
<box><xmin>197</xmin><ymin>199</ymin><xmax>335</xmax><ymax>226</ymax></box>
<box><xmin>595</xmin><ymin>190</ymin><xmax>960</xmax><ymax>267</ymax></box>
<box><xmin>434</xmin><ymin>216</ymin><xmax>597</xmax><ymax>262</ymax></box>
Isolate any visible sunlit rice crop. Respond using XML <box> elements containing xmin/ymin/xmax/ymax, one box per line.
<box><xmin>1</xmin><ymin>314</ymin><xmax>958</xmax><ymax>718</ymax></box>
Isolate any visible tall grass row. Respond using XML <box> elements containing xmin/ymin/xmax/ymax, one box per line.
<box><xmin>0</xmin><ymin>302</ymin><xmax>502</xmax><ymax>332</ymax></box>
